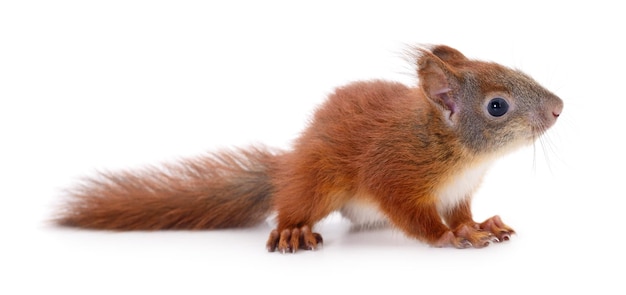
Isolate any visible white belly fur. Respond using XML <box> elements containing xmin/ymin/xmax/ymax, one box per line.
<box><xmin>435</xmin><ymin>161</ymin><xmax>491</xmax><ymax>214</ymax></box>
<box><xmin>340</xmin><ymin>199</ymin><xmax>389</xmax><ymax>229</ymax></box>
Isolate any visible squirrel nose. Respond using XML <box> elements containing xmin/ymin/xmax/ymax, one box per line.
<box><xmin>551</xmin><ymin>98</ymin><xmax>564</xmax><ymax>119</ymax></box>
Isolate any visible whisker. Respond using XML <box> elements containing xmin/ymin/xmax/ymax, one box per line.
<box><xmin>532</xmin><ymin>139</ymin><xmax>537</xmax><ymax>173</ymax></box>
<box><xmin>540</xmin><ymin>135</ymin><xmax>553</xmax><ymax>174</ymax></box>
<box><xmin>533</xmin><ymin>117</ymin><xmax>566</xmax><ymax>176</ymax></box>
<box><xmin>531</xmin><ymin>125</ymin><xmax>540</xmax><ymax>173</ymax></box>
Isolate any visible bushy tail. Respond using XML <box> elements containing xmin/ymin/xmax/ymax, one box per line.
<box><xmin>56</xmin><ymin>147</ymin><xmax>277</xmax><ymax>230</ymax></box>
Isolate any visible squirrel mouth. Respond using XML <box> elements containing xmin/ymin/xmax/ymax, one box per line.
<box><xmin>530</xmin><ymin>116</ymin><xmax>557</xmax><ymax>141</ymax></box>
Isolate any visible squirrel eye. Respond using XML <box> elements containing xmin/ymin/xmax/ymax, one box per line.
<box><xmin>487</xmin><ymin>97</ymin><xmax>509</xmax><ymax>117</ymax></box>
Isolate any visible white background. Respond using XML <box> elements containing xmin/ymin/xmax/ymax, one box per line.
<box><xmin>1</xmin><ymin>1</ymin><xmax>624</xmax><ymax>294</ymax></box>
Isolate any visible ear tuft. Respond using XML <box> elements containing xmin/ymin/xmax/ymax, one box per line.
<box><xmin>430</xmin><ymin>45</ymin><xmax>468</xmax><ymax>67</ymax></box>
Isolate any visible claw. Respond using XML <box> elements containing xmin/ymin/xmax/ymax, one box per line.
<box><xmin>459</xmin><ymin>239</ymin><xmax>472</xmax><ymax>249</ymax></box>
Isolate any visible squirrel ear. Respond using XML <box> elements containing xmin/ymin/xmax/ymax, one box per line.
<box><xmin>430</xmin><ymin>45</ymin><xmax>469</xmax><ymax>67</ymax></box>
<box><xmin>417</xmin><ymin>51</ymin><xmax>461</xmax><ymax>120</ymax></box>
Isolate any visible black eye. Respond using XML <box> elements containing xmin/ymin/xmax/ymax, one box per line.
<box><xmin>487</xmin><ymin>97</ymin><xmax>509</xmax><ymax>117</ymax></box>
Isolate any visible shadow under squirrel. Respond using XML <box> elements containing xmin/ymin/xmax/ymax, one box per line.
<box><xmin>56</xmin><ymin>45</ymin><xmax>563</xmax><ymax>253</ymax></box>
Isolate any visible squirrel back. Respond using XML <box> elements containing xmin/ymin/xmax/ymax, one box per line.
<box><xmin>56</xmin><ymin>45</ymin><xmax>563</xmax><ymax>252</ymax></box>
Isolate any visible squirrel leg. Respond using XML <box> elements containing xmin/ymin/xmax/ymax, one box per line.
<box><xmin>378</xmin><ymin>197</ymin><xmax>476</xmax><ymax>249</ymax></box>
<box><xmin>442</xmin><ymin>198</ymin><xmax>514</xmax><ymax>247</ymax></box>
<box><xmin>265</xmin><ymin>190</ymin><xmax>333</xmax><ymax>253</ymax></box>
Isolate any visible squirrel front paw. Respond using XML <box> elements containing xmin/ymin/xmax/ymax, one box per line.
<box><xmin>435</xmin><ymin>227</ymin><xmax>499</xmax><ymax>249</ymax></box>
<box><xmin>477</xmin><ymin>215</ymin><xmax>515</xmax><ymax>241</ymax></box>
<box><xmin>436</xmin><ymin>215</ymin><xmax>514</xmax><ymax>249</ymax></box>
<box><xmin>266</xmin><ymin>225</ymin><xmax>323</xmax><ymax>253</ymax></box>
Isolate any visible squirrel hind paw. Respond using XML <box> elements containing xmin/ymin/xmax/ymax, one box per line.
<box><xmin>266</xmin><ymin>226</ymin><xmax>323</xmax><ymax>253</ymax></box>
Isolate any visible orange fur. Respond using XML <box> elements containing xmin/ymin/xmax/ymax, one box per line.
<box><xmin>56</xmin><ymin>45</ymin><xmax>563</xmax><ymax>252</ymax></box>
<box><xmin>57</xmin><ymin>147</ymin><xmax>277</xmax><ymax>230</ymax></box>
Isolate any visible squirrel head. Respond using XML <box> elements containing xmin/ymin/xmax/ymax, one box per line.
<box><xmin>415</xmin><ymin>45</ymin><xmax>564</xmax><ymax>155</ymax></box>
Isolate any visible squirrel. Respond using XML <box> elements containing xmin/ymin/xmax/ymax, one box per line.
<box><xmin>56</xmin><ymin>45</ymin><xmax>563</xmax><ymax>253</ymax></box>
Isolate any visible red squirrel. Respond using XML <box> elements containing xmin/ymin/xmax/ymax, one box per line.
<box><xmin>56</xmin><ymin>45</ymin><xmax>563</xmax><ymax>253</ymax></box>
